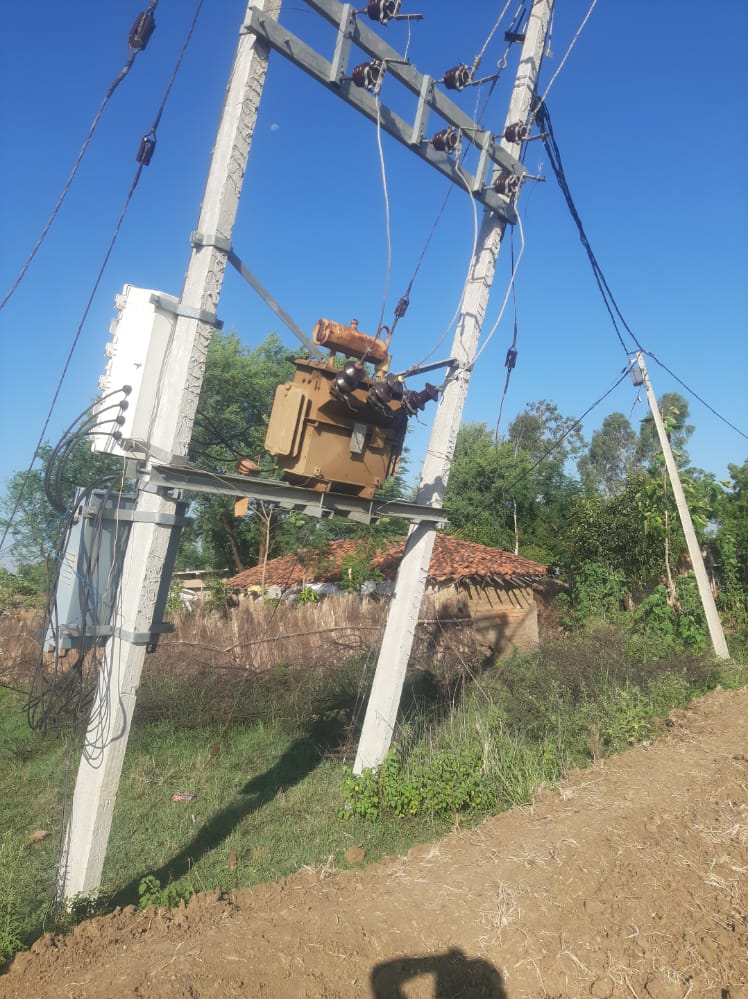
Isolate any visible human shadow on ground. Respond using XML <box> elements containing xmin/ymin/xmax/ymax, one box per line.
<box><xmin>370</xmin><ymin>948</ymin><xmax>507</xmax><ymax>998</ymax></box>
<box><xmin>110</xmin><ymin>720</ymin><xmax>342</xmax><ymax>908</ymax></box>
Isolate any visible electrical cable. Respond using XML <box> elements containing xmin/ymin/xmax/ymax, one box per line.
<box><xmin>501</xmin><ymin>368</ymin><xmax>631</xmax><ymax>497</ymax></box>
<box><xmin>472</xmin><ymin>0</ymin><xmax>515</xmax><ymax>76</ymax></box>
<box><xmin>644</xmin><ymin>351</ymin><xmax>748</xmax><ymax>443</ymax></box>
<box><xmin>373</xmin><ymin>92</ymin><xmax>393</xmax><ymax>337</ymax></box>
<box><xmin>537</xmin><ymin>0</ymin><xmax>599</xmax><ymax>106</ymax></box>
<box><xmin>472</xmin><ymin>207</ymin><xmax>525</xmax><ymax>367</ymax></box>
<box><xmin>0</xmin><ymin>0</ymin><xmax>206</xmax><ymax>557</ymax></box>
<box><xmin>0</xmin><ymin>2</ymin><xmax>159</xmax><ymax>314</ymax></box>
<box><xmin>535</xmin><ymin>101</ymin><xmax>642</xmax><ymax>356</ymax></box>
<box><xmin>411</xmin><ymin>152</ymin><xmax>481</xmax><ymax>369</ymax></box>
<box><xmin>0</xmin><ymin>166</ymin><xmax>145</xmax><ymax>552</ymax></box>
<box><xmin>493</xmin><ymin>226</ymin><xmax>520</xmax><ymax>439</ymax></box>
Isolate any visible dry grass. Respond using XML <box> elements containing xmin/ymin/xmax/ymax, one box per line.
<box><xmin>150</xmin><ymin>592</ymin><xmax>485</xmax><ymax>678</ymax></box>
<box><xmin>0</xmin><ymin>609</ymin><xmax>43</xmax><ymax>687</ymax></box>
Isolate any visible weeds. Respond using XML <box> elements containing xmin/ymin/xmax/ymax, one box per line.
<box><xmin>0</xmin><ymin>835</ymin><xmax>28</xmax><ymax>968</ymax></box>
<box><xmin>0</xmin><ymin>609</ymin><xmax>745</xmax><ymax>971</ymax></box>
<box><xmin>138</xmin><ymin>874</ymin><xmax>194</xmax><ymax>910</ymax></box>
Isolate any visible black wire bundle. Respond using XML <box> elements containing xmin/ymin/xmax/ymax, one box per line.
<box><xmin>25</xmin><ymin>396</ymin><xmax>131</xmax><ymax>735</ymax></box>
<box><xmin>534</xmin><ymin>100</ymin><xmax>642</xmax><ymax>357</ymax></box>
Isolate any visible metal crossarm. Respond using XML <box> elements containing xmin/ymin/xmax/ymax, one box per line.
<box><xmin>244</xmin><ymin>0</ymin><xmax>524</xmax><ymax>221</ymax></box>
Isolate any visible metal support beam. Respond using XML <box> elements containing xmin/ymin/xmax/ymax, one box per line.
<box><xmin>227</xmin><ymin>249</ymin><xmax>325</xmax><ymax>359</ymax></box>
<box><xmin>147</xmin><ymin>462</ymin><xmax>445</xmax><ymax>526</ymax></box>
<box><xmin>354</xmin><ymin>0</ymin><xmax>554</xmax><ymax>775</ymax></box>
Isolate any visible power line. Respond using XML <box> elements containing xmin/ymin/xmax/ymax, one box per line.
<box><xmin>536</xmin><ymin>100</ymin><xmax>643</xmax><ymax>356</ymax></box>
<box><xmin>0</xmin><ymin>0</ymin><xmax>207</xmax><ymax>557</ymax></box>
<box><xmin>0</xmin><ymin>3</ymin><xmax>159</xmax><ymax>314</ymax></box>
<box><xmin>373</xmin><ymin>92</ymin><xmax>393</xmax><ymax>335</ymax></box>
<box><xmin>501</xmin><ymin>368</ymin><xmax>631</xmax><ymax>495</ymax></box>
<box><xmin>537</xmin><ymin>0</ymin><xmax>599</xmax><ymax>105</ymax></box>
<box><xmin>644</xmin><ymin>351</ymin><xmax>748</xmax><ymax>444</ymax></box>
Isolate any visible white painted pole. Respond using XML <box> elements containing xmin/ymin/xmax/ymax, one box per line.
<box><xmin>58</xmin><ymin>0</ymin><xmax>282</xmax><ymax>903</ymax></box>
<box><xmin>354</xmin><ymin>0</ymin><xmax>555</xmax><ymax>774</ymax></box>
<box><xmin>635</xmin><ymin>352</ymin><xmax>730</xmax><ymax>660</ymax></box>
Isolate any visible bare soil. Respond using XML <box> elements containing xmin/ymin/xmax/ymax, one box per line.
<box><xmin>3</xmin><ymin>686</ymin><xmax>747</xmax><ymax>999</ymax></box>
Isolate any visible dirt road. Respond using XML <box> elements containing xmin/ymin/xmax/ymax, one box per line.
<box><xmin>3</xmin><ymin>686</ymin><xmax>747</xmax><ymax>998</ymax></box>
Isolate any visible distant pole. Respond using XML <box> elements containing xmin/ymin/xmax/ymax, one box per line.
<box><xmin>58</xmin><ymin>0</ymin><xmax>282</xmax><ymax>903</ymax></box>
<box><xmin>354</xmin><ymin>0</ymin><xmax>555</xmax><ymax>774</ymax></box>
<box><xmin>634</xmin><ymin>352</ymin><xmax>729</xmax><ymax>660</ymax></box>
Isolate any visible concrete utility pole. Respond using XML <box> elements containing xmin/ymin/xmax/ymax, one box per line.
<box><xmin>58</xmin><ymin>0</ymin><xmax>282</xmax><ymax>903</ymax></box>
<box><xmin>354</xmin><ymin>0</ymin><xmax>555</xmax><ymax>774</ymax></box>
<box><xmin>634</xmin><ymin>352</ymin><xmax>730</xmax><ymax>660</ymax></box>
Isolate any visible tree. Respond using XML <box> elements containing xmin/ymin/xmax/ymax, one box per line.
<box><xmin>179</xmin><ymin>331</ymin><xmax>296</xmax><ymax>572</ymax></box>
<box><xmin>507</xmin><ymin>399</ymin><xmax>585</xmax><ymax>465</ymax></box>
<box><xmin>0</xmin><ymin>440</ymin><xmax>118</xmax><ymax>587</ymax></box>
<box><xmin>444</xmin><ymin>416</ymin><xmax>581</xmax><ymax>565</ymax></box>
<box><xmin>636</xmin><ymin>392</ymin><xmax>694</xmax><ymax>468</ymax></box>
<box><xmin>712</xmin><ymin>459</ymin><xmax>748</xmax><ymax>622</ymax></box>
<box><xmin>578</xmin><ymin>412</ymin><xmax>637</xmax><ymax>497</ymax></box>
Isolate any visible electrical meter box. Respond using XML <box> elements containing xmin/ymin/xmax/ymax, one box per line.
<box><xmin>265</xmin><ymin>359</ymin><xmax>408</xmax><ymax>499</ymax></box>
<box><xmin>45</xmin><ymin>488</ymin><xmax>186</xmax><ymax>653</ymax></box>
<box><xmin>92</xmin><ymin>284</ymin><xmax>179</xmax><ymax>457</ymax></box>
<box><xmin>45</xmin><ymin>489</ymin><xmax>135</xmax><ymax>653</ymax></box>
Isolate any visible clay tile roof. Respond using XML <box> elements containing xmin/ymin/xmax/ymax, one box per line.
<box><xmin>228</xmin><ymin>534</ymin><xmax>548</xmax><ymax>590</ymax></box>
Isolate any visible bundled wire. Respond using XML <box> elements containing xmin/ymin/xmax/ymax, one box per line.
<box><xmin>26</xmin><ymin>481</ymin><xmax>115</xmax><ymax>736</ymax></box>
<box><xmin>535</xmin><ymin>100</ymin><xmax>642</xmax><ymax>356</ymax></box>
<box><xmin>22</xmin><ymin>393</ymin><xmax>132</xmax><ymax>734</ymax></box>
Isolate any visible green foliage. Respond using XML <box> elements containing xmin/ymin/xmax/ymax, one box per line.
<box><xmin>559</xmin><ymin>561</ymin><xmax>628</xmax><ymax>628</ymax></box>
<box><xmin>0</xmin><ymin>441</ymin><xmax>117</xmax><ymax>574</ymax></box>
<box><xmin>0</xmin><ymin>835</ymin><xmax>28</xmax><ymax>968</ymax></box>
<box><xmin>507</xmin><ymin>399</ymin><xmax>586</xmax><ymax>464</ymax></box>
<box><xmin>445</xmin><ymin>418</ymin><xmax>581</xmax><ymax>563</ymax></box>
<box><xmin>339</xmin><ymin>544</ymin><xmax>383</xmax><ymax>594</ymax></box>
<box><xmin>138</xmin><ymin>874</ymin><xmax>194</xmax><ymax>910</ymax></box>
<box><xmin>596</xmin><ymin>685</ymin><xmax>656</xmax><ymax>751</ymax></box>
<box><xmin>634</xmin><ymin>578</ymin><xmax>709</xmax><ymax>652</ymax></box>
<box><xmin>180</xmin><ymin>331</ymin><xmax>296</xmax><ymax>571</ymax></box>
<box><xmin>204</xmin><ymin>578</ymin><xmax>238</xmax><ymax>615</ymax></box>
<box><xmin>342</xmin><ymin>744</ymin><xmax>490</xmax><ymax>820</ymax></box>
<box><xmin>636</xmin><ymin>392</ymin><xmax>694</xmax><ymax>468</ymax></box>
<box><xmin>296</xmin><ymin>586</ymin><xmax>320</xmax><ymax>605</ymax></box>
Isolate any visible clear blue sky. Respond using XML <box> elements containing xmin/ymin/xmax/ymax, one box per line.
<box><xmin>1</xmin><ymin>1</ymin><xmax>747</xmax><ymax>522</ymax></box>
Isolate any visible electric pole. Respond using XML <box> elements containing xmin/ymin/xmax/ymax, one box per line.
<box><xmin>58</xmin><ymin>0</ymin><xmax>282</xmax><ymax>903</ymax></box>
<box><xmin>634</xmin><ymin>352</ymin><xmax>730</xmax><ymax>660</ymax></box>
<box><xmin>354</xmin><ymin>0</ymin><xmax>555</xmax><ymax>774</ymax></box>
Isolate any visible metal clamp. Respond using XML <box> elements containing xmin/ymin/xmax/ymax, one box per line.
<box><xmin>86</xmin><ymin>507</ymin><xmax>192</xmax><ymax>528</ymax></box>
<box><xmin>191</xmin><ymin>230</ymin><xmax>233</xmax><ymax>254</ymax></box>
<box><xmin>149</xmin><ymin>292</ymin><xmax>223</xmax><ymax>330</ymax></box>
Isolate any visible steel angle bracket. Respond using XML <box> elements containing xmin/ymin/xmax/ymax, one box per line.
<box><xmin>149</xmin><ymin>292</ymin><xmax>223</xmax><ymax>330</ymax></box>
<box><xmin>147</xmin><ymin>462</ymin><xmax>446</xmax><ymax>528</ymax></box>
<box><xmin>87</xmin><ymin>507</ymin><xmax>193</xmax><ymax>529</ymax></box>
<box><xmin>55</xmin><ymin>623</ymin><xmax>175</xmax><ymax>649</ymax></box>
<box><xmin>243</xmin><ymin>1</ymin><xmax>523</xmax><ymax>222</ymax></box>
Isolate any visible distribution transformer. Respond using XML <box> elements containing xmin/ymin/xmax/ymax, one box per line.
<box><xmin>264</xmin><ymin>317</ymin><xmax>437</xmax><ymax>498</ymax></box>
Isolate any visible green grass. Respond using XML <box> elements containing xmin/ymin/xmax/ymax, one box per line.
<box><xmin>1</xmin><ymin>634</ymin><xmax>747</xmax><ymax>970</ymax></box>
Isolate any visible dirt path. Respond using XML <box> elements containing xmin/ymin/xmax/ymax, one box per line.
<box><xmin>3</xmin><ymin>686</ymin><xmax>747</xmax><ymax>999</ymax></box>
